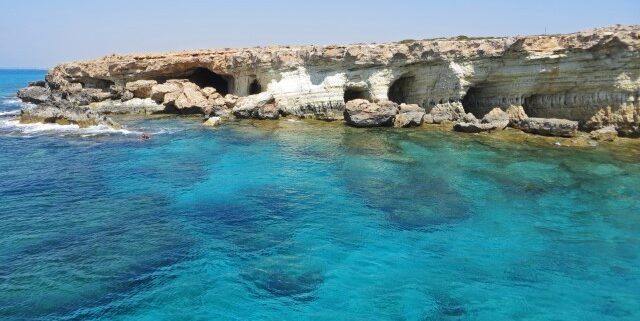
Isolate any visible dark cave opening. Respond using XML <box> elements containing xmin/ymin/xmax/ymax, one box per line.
<box><xmin>188</xmin><ymin>67</ymin><xmax>232</xmax><ymax>95</ymax></box>
<box><xmin>344</xmin><ymin>87</ymin><xmax>372</xmax><ymax>102</ymax></box>
<box><xmin>249</xmin><ymin>79</ymin><xmax>262</xmax><ymax>95</ymax></box>
<box><xmin>387</xmin><ymin>76</ymin><xmax>415</xmax><ymax>104</ymax></box>
<box><xmin>461</xmin><ymin>86</ymin><xmax>486</xmax><ymax>118</ymax></box>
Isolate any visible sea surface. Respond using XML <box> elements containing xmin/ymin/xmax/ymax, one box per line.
<box><xmin>1</xmin><ymin>69</ymin><xmax>639</xmax><ymax>321</ymax></box>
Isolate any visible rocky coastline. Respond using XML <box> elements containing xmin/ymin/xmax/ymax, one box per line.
<box><xmin>17</xmin><ymin>25</ymin><xmax>640</xmax><ymax>140</ymax></box>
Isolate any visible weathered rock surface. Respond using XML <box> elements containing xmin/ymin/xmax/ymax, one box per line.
<box><xmin>344</xmin><ymin>99</ymin><xmax>398</xmax><ymax>127</ymax></box>
<box><xmin>505</xmin><ymin>105</ymin><xmax>528</xmax><ymax>125</ymax></box>
<box><xmin>90</xmin><ymin>98</ymin><xmax>166</xmax><ymax>114</ymax></box>
<box><xmin>423</xmin><ymin>103</ymin><xmax>466</xmax><ymax>124</ymax></box>
<box><xmin>453</xmin><ymin>108</ymin><xmax>510</xmax><ymax>133</ymax></box>
<box><xmin>125</xmin><ymin>80</ymin><xmax>158</xmax><ymax>98</ymax></box>
<box><xmin>20</xmin><ymin>103</ymin><xmax>119</xmax><ymax>128</ymax></box>
<box><xmin>233</xmin><ymin>92</ymin><xmax>276</xmax><ymax>118</ymax></box>
<box><xmin>589</xmin><ymin>126</ymin><xmax>618</xmax><ymax>141</ymax></box>
<box><xmin>513</xmin><ymin>118</ymin><xmax>579</xmax><ymax>137</ymax></box>
<box><xmin>16</xmin><ymin>25</ymin><xmax>640</xmax><ymax>136</ymax></box>
<box><xmin>17</xmin><ymin>86</ymin><xmax>51</xmax><ymax>104</ymax></box>
<box><xmin>393</xmin><ymin>104</ymin><xmax>425</xmax><ymax>127</ymax></box>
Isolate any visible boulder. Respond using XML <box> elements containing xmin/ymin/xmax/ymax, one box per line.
<box><xmin>125</xmin><ymin>80</ymin><xmax>158</xmax><ymax>98</ymax></box>
<box><xmin>224</xmin><ymin>94</ymin><xmax>239</xmax><ymax>108</ymax></box>
<box><xmin>589</xmin><ymin>126</ymin><xmax>618</xmax><ymax>141</ymax></box>
<box><xmin>453</xmin><ymin>110</ymin><xmax>508</xmax><ymax>133</ymax></box>
<box><xmin>505</xmin><ymin>105</ymin><xmax>528</xmax><ymax>125</ymax></box>
<box><xmin>233</xmin><ymin>92</ymin><xmax>275</xmax><ymax>118</ymax></box>
<box><xmin>174</xmin><ymin>82</ymin><xmax>210</xmax><ymax>109</ymax></box>
<box><xmin>344</xmin><ymin>99</ymin><xmax>398</xmax><ymax>127</ymax></box>
<box><xmin>150</xmin><ymin>82</ymin><xmax>182</xmax><ymax>102</ymax></box>
<box><xmin>423</xmin><ymin>102</ymin><xmax>466</xmax><ymax>124</ymax></box>
<box><xmin>514</xmin><ymin>117</ymin><xmax>579</xmax><ymax>137</ymax></box>
<box><xmin>256</xmin><ymin>103</ymin><xmax>280</xmax><ymax>119</ymax></box>
<box><xmin>17</xmin><ymin>86</ymin><xmax>51</xmax><ymax>104</ymax></box>
<box><xmin>203</xmin><ymin>116</ymin><xmax>222</xmax><ymax>127</ymax></box>
<box><xmin>482</xmin><ymin>108</ymin><xmax>510</xmax><ymax>123</ymax></box>
<box><xmin>393</xmin><ymin>103</ymin><xmax>425</xmax><ymax>127</ymax></box>
<box><xmin>121</xmin><ymin>91</ymin><xmax>134</xmax><ymax>101</ymax></box>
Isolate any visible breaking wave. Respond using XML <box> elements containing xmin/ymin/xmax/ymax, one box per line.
<box><xmin>0</xmin><ymin>109</ymin><xmax>21</xmax><ymax>117</ymax></box>
<box><xmin>0</xmin><ymin>119</ymin><xmax>142</xmax><ymax>137</ymax></box>
<box><xmin>1</xmin><ymin>97</ymin><xmax>22</xmax><ymax>106</ymax></box>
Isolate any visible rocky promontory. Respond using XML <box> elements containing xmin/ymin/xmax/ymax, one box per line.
<box><xmin>17</xmin><ymin>25</ymin><xmax>640</xmax><ymax>138</ymax></box>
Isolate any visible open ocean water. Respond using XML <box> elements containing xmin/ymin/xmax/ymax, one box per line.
<box><xmin>0</xmin><ymin>69</ymin><xmax>639</xmax><ymax>320</ymax></box>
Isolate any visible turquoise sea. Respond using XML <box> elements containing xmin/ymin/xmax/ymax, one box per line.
<box><xmin>0</xmin><ymin>70</ymin><xmax>639</xmax><ymax>320</ymax></box>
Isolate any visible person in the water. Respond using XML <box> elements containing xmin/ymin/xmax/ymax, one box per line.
<box><xmin>141</xmin><ymin>133</ymin><xmax>151</xmax><ymax>140</ymax></box>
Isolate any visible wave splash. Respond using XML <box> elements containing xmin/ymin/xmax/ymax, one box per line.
<box><xmin>1</xmin><ymin>97</ymin><xmax>22</xmax><ymax>106</ymax></box>
<box><xmin>0</xmin><ymin>119</ymin><xmax>142</xmax><ymax>137</ymax></box>
<box><xmin>0</xmin><ymin>109</ymin><xmax>21</xmax><ymax>116</ymax></box>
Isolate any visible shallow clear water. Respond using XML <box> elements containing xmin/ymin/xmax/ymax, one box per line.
<box><xmin>1</xmin><ymin>70</ymin><xmax>639</xmax><ymax>321</ymax></box>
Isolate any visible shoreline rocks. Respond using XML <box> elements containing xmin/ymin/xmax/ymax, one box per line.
<box><xmin>14</xmin><ymin>25</ymin><xmax>640</xmax><ymax>140</ymax></box>
<box><xmin>393</xmin><ymin>104</ymin><xmax>425</xmax><ymax>128</ymax></box>
<box><xmin>344</xmin><ymin>99</ymin><xmax>398</xmax><ymax>127</ymax></box>
<box><xmin>513</xmin><ymin>118</ymin><xmax>579</xmax><ymax>138</ymax></box>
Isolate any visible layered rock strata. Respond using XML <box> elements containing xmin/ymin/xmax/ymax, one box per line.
<box><xmin>17</xmin><ymin>25</ymin><xmax>640</xmax><ymax>137</ymax></box>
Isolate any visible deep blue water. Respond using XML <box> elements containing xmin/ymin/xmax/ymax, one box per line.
<box><xmin>1</xmin><ymin>69</ymin><xmax>639</xmax><ymax>320</ymax></box>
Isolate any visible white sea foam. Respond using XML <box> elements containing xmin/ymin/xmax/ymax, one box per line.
<box><xmin>1</xmin><ymin>97</ymin><xmax>22</xmax><ymax>106</ymax></box>
<box><xmin>0</xmin><ymin>119</ymin><xmax>141</xmax><ymax>137</ymax></box>
<box><xmin>0</xmin><ymin>109</ymin><xmax>21</xmax><ymax>116</ymax></box>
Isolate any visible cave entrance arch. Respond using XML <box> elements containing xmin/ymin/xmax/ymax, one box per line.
<box><xmin>344</xmin><ymin>87</ymin><xmax>372</xmax><ymax>102</ymax></box>
<box><xmin>387</xmin><ymin>76</ymin><xmax>415</xmax><ymax>104</ymax></box>
<box><xmin>188</xmin><ymin>67</ymin><xmax>233</xmax><ymax>95</ymax></box>
<box><xmin>249</xmin><ymin>79</ymin><xmax>262</xmax><ymax>95</ymax></box>
<box><xmin>461</xmin><ymin>86</ymin><xmax>486</xmax><ymax>118</ymax></box>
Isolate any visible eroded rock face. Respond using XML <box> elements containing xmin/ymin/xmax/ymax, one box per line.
<box><xmin>17</xmin><ymin>86</ymin><xmax>51</xmax><ymax>104</ymax></box>
<box><xmin>423</xmin><ymin>103</ymin><xmax>466</xmax><ymax>124</ymax></box>
<box><xmin>344</xmin><ymin>99</ymin><xmax>398</xmax><ymax>127</ymax></box>
<box><xmin>20</xmin><ymin>103</ymin><xmax>119</xmax><ymax>128</ymax></box>
<box><xmin>16</xmin><ymin>25</ymin><xmax>640</xmax><ymax>136</ymax></box>
<box><xmin>125</xmin><ymin>80</ymin><xmax>158</xmax><ymax>98</ymax></box>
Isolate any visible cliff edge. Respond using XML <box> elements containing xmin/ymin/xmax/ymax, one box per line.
<box><xmin>17</xmin><ymin>25</ymin><xmax>640</xmax><ymax>137</ymax></box>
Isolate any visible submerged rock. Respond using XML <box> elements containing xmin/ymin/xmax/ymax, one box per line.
<box><xmin>243</xmin><ymin>256</ymin><xmax>324</xmax><ymax>300</ymax></box>
<box><xmin>344</xmin><ymin>99</ymin><xmax>398</xmax><ymax>127</ymax></box>
<box><xmin>202</xmin><ymin>116</ymin><xmax>222</xmax><ymax>127</ymax></box>
<box><xmin>514</xmin><ymin>117</ymin><xmax>579</xmax><ymax>137</ymax></box>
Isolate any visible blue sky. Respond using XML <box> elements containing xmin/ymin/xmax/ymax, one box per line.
<box><xmin>1</xmin><ymin>0</ymin><xmax>638</xmax><ymax>68</ymax></box>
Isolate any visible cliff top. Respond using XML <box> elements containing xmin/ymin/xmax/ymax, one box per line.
<box><xmin>49</xmin><ymin>24</ymin><xmax>640</xmax><ymax>82</ymax></box>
